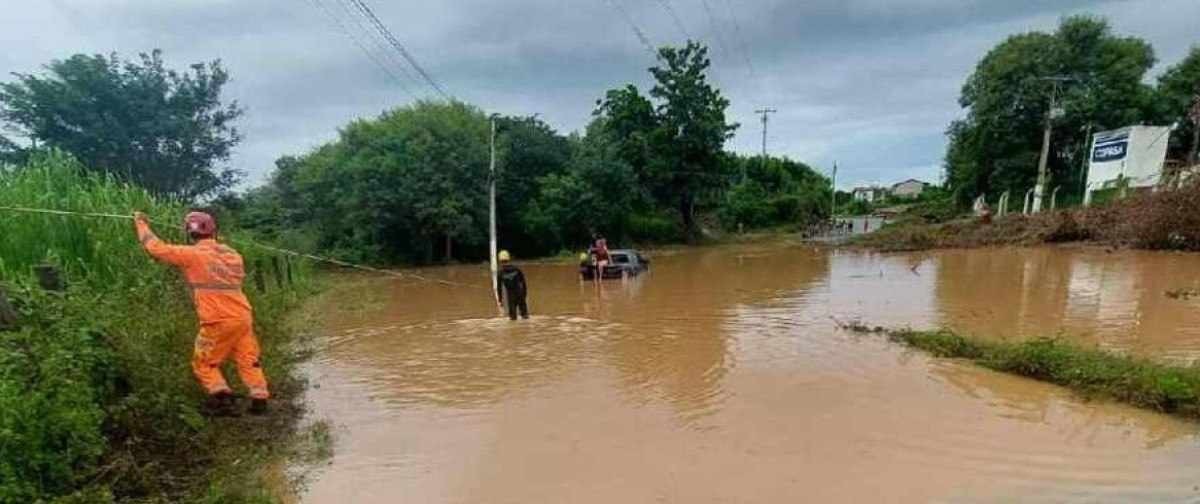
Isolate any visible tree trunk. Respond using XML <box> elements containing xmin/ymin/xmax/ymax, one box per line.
<box><xmin>444</xmin><ymin>235</ymin><xmax>453</xmax><ymax>263</ymax></box>
<box><xmin>680</xmin><ymin>191</ymin><xmax>697</xmax><ymax>244</ymax></box>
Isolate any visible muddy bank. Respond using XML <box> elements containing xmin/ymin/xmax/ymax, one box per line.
<box><xmin>848</xmin><ymin>182</ymin><xmax>1200</xmax><ymax>253</ymax></box>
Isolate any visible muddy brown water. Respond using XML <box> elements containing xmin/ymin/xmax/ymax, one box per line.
<box><xmin>301</xmin><ymin>244</ymin><xmax>1200</xmax><ymax>503</ymax></box>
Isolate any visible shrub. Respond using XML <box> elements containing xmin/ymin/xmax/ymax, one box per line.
<box><xmin>627</xmin><ymin>210</ymin><xmax>682</xmax><ymax>243</ymax></box>
<box><xmin>0</xmin><ymin>151</ymin><xmax>311</xmax><ymax>502</ymax></box>
<box><xmin>717</xmin><ymin>182</ymin><xmax>772</xmax><ymax>230</ymax></box>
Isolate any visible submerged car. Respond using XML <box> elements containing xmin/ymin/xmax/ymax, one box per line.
<box><xmin>580</xmin><ymin>249</ymin><xmax>649</xmax><ymax>280</ymax></box>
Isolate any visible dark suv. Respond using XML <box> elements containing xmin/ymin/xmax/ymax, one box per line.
<box><xmin>581</xmin><ymin>249</ymin><xmax>650</xmax><ymax>280</ymax></box>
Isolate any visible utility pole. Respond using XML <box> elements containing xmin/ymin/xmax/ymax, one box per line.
<box><xmin>1079</xmin><ymin>122</ymin><xmax>1093</xmax><ymax>200</ymax></box>
<box><xmin>1189</xmin><ymin>92</ymin><xmax>1200</xmax><ymax>167</ymax></box>
<box><xmin>1032</xmin><ymin>77</ymin><xmax>1071</xmax><ymax>213</ymax></box>
<box><xmin>489</xmin><ymin>117</ymin><xmax>498</xmax><ymax>300</ymax></box>
<box><xmin>752</xmin><ymin>108</ymin><xmax>777</xmax><ymax>182</ymax></box>
<box><xmin>830</xmin><ymin>162</ymin><xmax>838</xmax><ymax>220</ymax></box>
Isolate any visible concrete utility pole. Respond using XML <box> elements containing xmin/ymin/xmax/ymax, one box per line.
<box><xmin>1189</xmin><ymin>93</ymin><xmax>1200</xmax><ymax>167</ymax></box>
<box><xmin>1079</xmin><ymin>122</ymin><xmax>1093</xmax><ymax>200</ymax></box>
<box><xmin>830</xmin><ymin>162</ymin><xmax>838</xmax><ymax>219</ymax></box>
<box><xmin>489</xmin><ymin>118</ymin><xmax>498</xmax><ymax>299</ymax></box>
<box><xmin>753</xmin><ymin>108</ymin><xmax>777</xmax><ymax>182</ymax></box>
<box><xmin>1032</xmin><ymin>77</ymin><xmax>1071</xmax><ymax>213</ymax></box>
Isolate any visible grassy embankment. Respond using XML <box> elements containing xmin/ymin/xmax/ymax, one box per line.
<box><xmin>850</xmin><ymin>182</ymin><xmax>1200</xmax><ymax>253</ymax></box>
<box><xmin>0</xmin><ymin>152</ymin><xmax>324</xmax><ymax>503</ymax></box>
<box><xmin>846</xmin><ymin>324</ymin><xmax>1200</xmax><ymax>419</ymax></box>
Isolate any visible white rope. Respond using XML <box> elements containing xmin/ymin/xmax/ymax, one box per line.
<box><xmin>0</xmin><ymin>205</ymin><xmax>482</xmax><ymax>290</ymax></box>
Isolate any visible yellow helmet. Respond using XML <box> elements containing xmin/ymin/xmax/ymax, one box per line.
<box><xmin>498</xmin><ymin>250</ymin><xmax>511</xmax><ymax>262</ymax></box>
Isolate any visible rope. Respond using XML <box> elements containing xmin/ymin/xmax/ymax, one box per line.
<box><xmin>0</xmin><ymin>205</ymin><xmax>483</xmax><ymax>290</ymax></box>
<box><xmin>0</xmin><ymin>205</ymin><xmax>135</xmax><ymax>220</ymax></box>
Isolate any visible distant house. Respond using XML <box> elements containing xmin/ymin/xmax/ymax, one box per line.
<box><xmin>890</xmin><ymin>179</ymin><xmax>929</xmax><ymax>199</ymax></box>
<box><xmin>851</xmin><ymin>186</ymin><xmax>887</xmax><ymax>203</ymax></box>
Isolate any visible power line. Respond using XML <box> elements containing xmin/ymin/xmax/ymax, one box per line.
<box><xmin>305</xmin><ymin>0</ymin><xmax>418</xmax><ymax>99</ymax></box>
<box><xmin>653</xmin><ymin>0</ymin><xmax>692</xmax><ymax>40</ymax></box>
<box><xmin>331</xmin><ymin>0</ymin><xmax>422</xmax><ymax>89</ymax></box>
<box><xmin>722</xmin><ymin>0</ymin><xmax>756</xmax><ymax>77</ymax></box>
<box><xmin>345</xmin><ymin>0</ymin><xmax>452</xmax><ymax>100</ymax></box>
<box><xmin>699</xmin><ymin>0</ymin><xmax>733</xmax><ymax>61</ymax></box>
<box><xmin>601</xmin><ymin>0</ymin><xmax>657</xmax><ymax>57</ymax></box>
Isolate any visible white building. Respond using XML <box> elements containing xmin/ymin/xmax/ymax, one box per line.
<box><xmin>890</xmin><ymin>179</ymin><xmax>929</xmax><ymax>199</ymax></box>
<box><xmin>851</xmin><ymin>186</ymin><xmax>887</xmax><ymax>203</ymax></box>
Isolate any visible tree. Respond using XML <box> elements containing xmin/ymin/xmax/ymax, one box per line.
<box><xmin>252</xmin><ymin>101</ymin><xmax>490</xmax><ymax>264</ymax></box>
<box><xmin>945</xmin><ymin>16</ymin><xmax>1157</xmax><ymax>203</ymax></box>
<box><xmin>494</xmin><ymin>115</ymin><xmax>572</xmax><ymax>256</ymax></box>
<box><xmin>0</xmin><ymin>50</ymin><xmax>243</xmax><ymax>199</ymax></box>
<box><xmin>648</xmin><ymin>41</ymin><xmax>738</xmax><ymax>241</ymax></box>
<box><xmin>1156</xmin><ymin>46</ymin><xmax>1200</xmax><ymax>165</ymax></box>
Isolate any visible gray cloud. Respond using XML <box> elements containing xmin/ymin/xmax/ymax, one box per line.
<box><xmin>3</xmin><ymin>0</ymin><xmax>1197</xmax><ymax>190</ymax></box>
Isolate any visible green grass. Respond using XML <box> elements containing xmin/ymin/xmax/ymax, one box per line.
<box><xmin>845</xmin><ymin>323</ymin><xmax>1200</xmax><ymax>418</ymax></box>
<box><xmin>0</xmin><ymin>151</ymin><xmax>318</xmax><ymax>503</ymax></box>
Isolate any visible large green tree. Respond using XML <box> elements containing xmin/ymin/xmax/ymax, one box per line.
<box><xmin>594</xmin><ymin>41</ymin><xmax>737</xmax><ymax>241</ymax></box>
<box><xmin>1156</xmin><ymin>46</ymin><xmax>1200</xmax><ymax>165</ymax></box>
<box><xmin>0</xmin><ymin>50</ymin><xmax>243</xmax><ymax>199</ymax></box>
<box><xmin>493</xmin><ymin>115</ymin><xmax>572</xmax><ymax>256</ymax></box>
<box><xmin>945</xmin><ymin>16</ymin><xmax>1157</xmax><ymax>205</ymax></box>
<box><xmin>254</xmin><ymin>101</ymin><xmax>490</xmax><ymax>263</ymax></box>
<box><xmin>649</xmin><ymin>42</ymin><xmax>738</xmax><ymax>240</ymax></box>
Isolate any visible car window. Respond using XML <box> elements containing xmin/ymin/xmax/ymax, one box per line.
<box><xmin>612</xmin><ymin>253</ymin><xmax>630</xmax><ymax>264</ymax></box>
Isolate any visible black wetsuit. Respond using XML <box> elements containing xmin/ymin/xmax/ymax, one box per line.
<box><xmin>496</xmin><ymin>264</ymin><xmax>529</xmax><ymax>320</ymax></box>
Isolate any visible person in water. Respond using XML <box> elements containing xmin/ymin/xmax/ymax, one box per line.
<box><xmin>495</xmin><ymin>250</ymin><xmax>529</xmax><ymax>320</ymax></box>
<box><xmin>589</xmin><ymin>233</ymin><xmax>609</xmax><ymax>283</ymax></box>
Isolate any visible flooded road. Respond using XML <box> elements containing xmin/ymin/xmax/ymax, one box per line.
<box><xmin>302</xmin><ymin>244</ymin><xmax>1200</xmax><ymax>502</ymax></box>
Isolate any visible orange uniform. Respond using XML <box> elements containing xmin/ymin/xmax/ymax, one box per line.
<box><xmin>136</xmin><ymin>220</ymin><xmax>269</xmax><ymax>399</ymax></box>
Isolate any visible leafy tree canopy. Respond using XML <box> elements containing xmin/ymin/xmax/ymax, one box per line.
<box><xmin>0</xmin><ymin>50</ymin><xmax>243</xmax><ymax>199</ymax></box>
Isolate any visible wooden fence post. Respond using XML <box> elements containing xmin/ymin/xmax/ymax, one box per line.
<box><xmin>285</xmin><ymin>256</ymin><xmax>294</xmax><ymax>286</ymax></box>
<box><xmin>271</xmin><ymin>256</ymin><xmax>284</xmax><ymax>290</ymax></box>
<box><xmin>0</xmin><ymin>285</ymin><xmax>18</xmax><ymax>331</ymax></box>
<box><xmin>34</xmin><ymin>265</ymin><xmax>65</xmax><ymax>292</ymax></box>
<box><xmin>253</xmin><ymin>260</ymin><xmax>267</xmax><ymax>292</ymax></box>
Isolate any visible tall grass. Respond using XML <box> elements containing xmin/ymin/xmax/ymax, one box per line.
<box><xmin>845</xmin><ymin>324</ymin><xmax>1200</xmax><ymax>419</ymax></box>
<box><xmin>0</xmin><ymin>151</ymin><xmax>313</xmax><ymax>503</ymax></box>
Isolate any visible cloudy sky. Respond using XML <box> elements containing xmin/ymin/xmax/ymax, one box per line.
<box><xmin>2</xmin><ymin>0</ymin><xmax>1197</xmax><ymax>189</ymax></box>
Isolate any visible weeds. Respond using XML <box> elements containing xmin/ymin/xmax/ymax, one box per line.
<box><xmin>0</xmin><ymin>151</ymin><xmax>314</xmax><ymax>502</ymax></box>
<box><xmin>843</xmin><ymin>323</ymin><xmax>1200</xmax><ymax>419</ymax></box>
<box><xmin>850</xmin><ymin>180</ymin><xmax>1200</xmax><ymax>253</ymax></box>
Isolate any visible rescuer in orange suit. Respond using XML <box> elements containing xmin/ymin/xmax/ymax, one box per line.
<box><xmin>134</xmin><ymin>211</ymin><xmax>269</xmax><ymax>416</ymax></box>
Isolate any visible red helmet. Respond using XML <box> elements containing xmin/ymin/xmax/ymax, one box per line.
<box><xmin>184</xmin><ymin>211</ymin><xmax>217</xmax><ymax>238</ymax></box>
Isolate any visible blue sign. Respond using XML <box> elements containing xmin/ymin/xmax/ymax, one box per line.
<box><xmin>1092</xmin><ymin>140</ymin><xmax>1128</xmax><ymax>163</ymax></box>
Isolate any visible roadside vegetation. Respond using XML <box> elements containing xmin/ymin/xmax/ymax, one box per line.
<box><xmin>0</xmin><ymin>152</ymin><xmax>317</xmax><ymax>503</ymax></box>
<box><xmin>845</xmin><ymin>324</ymin><xmax>1200</xmax><ymax>419</ymax></box>
<box><xmin>851</xmin><ymin>178</ymin><xmax>1200</xmax><ymax>252</ymax></box>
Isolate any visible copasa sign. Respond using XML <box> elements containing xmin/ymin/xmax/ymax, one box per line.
<box><xmin>1091</xmin><ymin>132</ymin><xmax>1129</xmax><ymax>163</ymax></box>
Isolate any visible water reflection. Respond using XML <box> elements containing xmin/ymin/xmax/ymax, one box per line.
<box><xmin>930</xmin><ymin>248</ymin><xmax>1200</xmax><ymax>360</ymax></box>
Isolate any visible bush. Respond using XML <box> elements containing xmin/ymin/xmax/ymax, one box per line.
<box><xmin>717</xmin><ymin>182</ymin><xmax>772</xmax><ymax>229</ymax></box>
<box><xmin>0</xmin><ymin>151</ymin><xmax>312</xmax><ymax>502</ymax></box>
<box><xmin>1120</xmin><ymin>180</ymin><xmax>1200</xmax><ymax>251</ymax></box>
<box><xmin>627</xmin><ymin>210</ymin><xmax>682</xmax><ymax>243</ymax></box>
<box><xmin>0</xmin><ymin>287</ymin><xmax>114</xmax><ymax>502</ymax></box>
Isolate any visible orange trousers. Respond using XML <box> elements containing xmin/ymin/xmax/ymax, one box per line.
<box><xmin>192</xmin><ymin>318</ymin><xmax>270</xmax><ymax>399</ymax></box>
